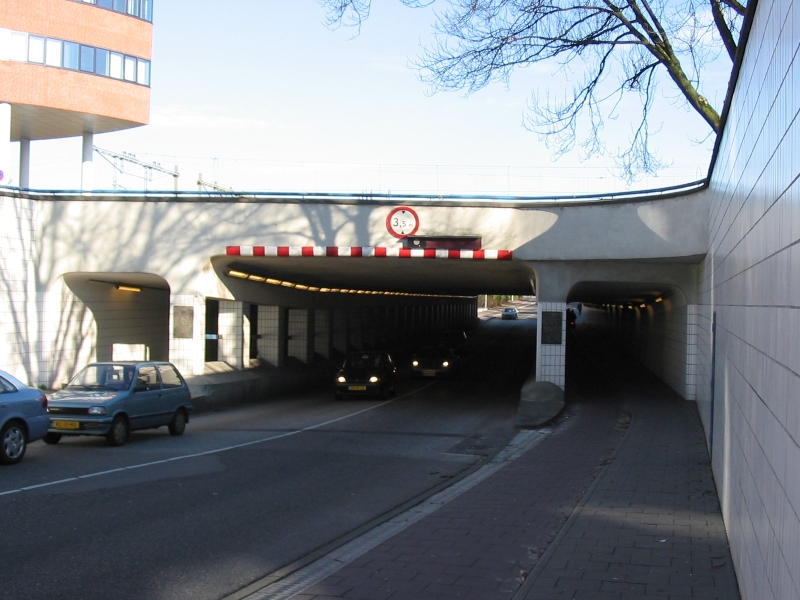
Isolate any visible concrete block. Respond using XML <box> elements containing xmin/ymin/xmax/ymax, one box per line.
<box><xmin>515</xmin><ymin>380</ymin><xmax>565</xmax><ymax>428</ymax></box>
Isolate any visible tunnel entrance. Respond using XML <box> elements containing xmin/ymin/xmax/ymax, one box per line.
<box><xmin>63</xmin><ymin>272</ymin><xmax>170</xmax><ymax>365</ymax></box>
<box><xmin>565</xmin><ymin>281</ymin><xmax>693</xmax><ymax>400</ymax></box>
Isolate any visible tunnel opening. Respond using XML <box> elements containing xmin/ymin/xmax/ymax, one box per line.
<box><xmin>62</xmin><ymin>272</ymin><xmax>171</xmax><ymax>367</ymax></box>
<box><xmin>565</xmin><ymin>281</ymin><xmax>693</xmax><ymax>401</ymax></box>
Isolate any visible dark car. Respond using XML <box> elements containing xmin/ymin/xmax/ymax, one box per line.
<box><xmin>335</xmin><ymin>351</ymin><xmax>397</xmax><ymax>400</ymax></box>
<box><xmin>0</xmin><ymin>370</ymin><xmax>49</xmax><ymax>465</ymax></box>
<box><xmin>46</xmin><ymin>361</ymin><xmax>193</xmax><ymax>447</ymax></box>
<box><xmin>410</xmin><ymin>345</ymin><xmax>459</xmax><ymax>377</ymax></box>
<box><xmin>501</xmin><ymin>307</ymin><xmax>518</xmax><ymax>320</ymax></box>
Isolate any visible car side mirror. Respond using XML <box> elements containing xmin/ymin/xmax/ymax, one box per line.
<box><xmin>134</xmin><ymin>380</ymin><xmax>148</xmax><ymax>392</ymax></box>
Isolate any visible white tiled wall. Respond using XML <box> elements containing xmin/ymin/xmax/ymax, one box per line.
<box><xmin>0</xmin><ymin>196</ymin><xmax>36</xmax><ymax>381</ymax></box>
<box><xmin>537</xmin><ymin>301</ymin><xmax>566</xmax><ymax>388</ymax></box>
<box><xmin>287</xmin><ymin>308</ymin><xmax>309</xmax><ymax>363</ymax></box>
<box><xmin>360</xmin><ymin>307</ymin><xmax>376</xmax><ymax>348</ymax></box>
<box><xmin>314</xmin><ymin>309</ymin><xmax>331</xmax><ymax>359</ymax></box>
<box><xmin>696</xmin><ymin>1</ymin><xmax>800</xmax><ymax>598</ymax></box>
<box><xmin>169</xmin><ymin>295</ymin><xmax>204</xmax><ymax>376</ymax></box>
<box><xmin>349</xmin><ymin>309</ymin><xmax>363</xmax><ymax>350</ymax></box>
<box><xmin>614</xmin><ymin>300</ymin><xmax>698</xmax><ymax>400</ymax></box>
<box><xmin>257</xmin><ymin>306</ymin><xmax>281</xmax><ymax>366</ymax></box>
<box><xmin>332</xmin><ymin>308</ymin><xmax>348</xmax><ymax>355</ymax></box>
<box><xmin>0</xmin><ymin>198</ymin><xmax>96</xmax><ymax>387</ymax></box>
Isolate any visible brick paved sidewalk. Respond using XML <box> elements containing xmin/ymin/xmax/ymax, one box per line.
<box><xmin>517</xmin><ymin>382</ymin><xmax>740</xmax><ymax>600</ymax></box>
<box><xmin>288</xmin><ymin>351</ymin><xmax>739</xmax><ymax>600</ymax></box>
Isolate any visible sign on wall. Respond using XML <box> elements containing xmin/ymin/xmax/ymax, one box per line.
<box><xmin>173</xmin><ymin>306</ymin><xmax>194</xmax><ymax>339</ymax></box>
<box><xmin>541</xmin><ymin>311</ymin><xmax>563</xmax><ymax>344</ymax></box>
<box><xmin>386</xmin><ymin>206</ymin><xmax>419</xmax><ymax>238</ymax></box>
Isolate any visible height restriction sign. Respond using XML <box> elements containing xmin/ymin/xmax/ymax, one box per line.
<box><xmin>386</xmin><ymin>206</ymin><xmax>419</xmax><ymax>238</ymax></box>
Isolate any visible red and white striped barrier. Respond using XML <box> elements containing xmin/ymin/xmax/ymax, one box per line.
<box><xmin>226</xmin><ymin>246</ymin><xmax>513</xmax><ymax>260</ymax></box>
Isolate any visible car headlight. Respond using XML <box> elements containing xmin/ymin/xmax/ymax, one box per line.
<box><xmin>412</xmin><ymin>360</ymin><xmax>419</xmax><ymax>367</ymax></box>
<box><xmin>442</xmin><ymin>361</ymin><xmax>449</xmax><ymax>368</ymax></box>
<box><xmin>369</xmin><ymin>376</ymin><xmax>379</xmax><ymax>383</ymax></box>
<box><xmin>88</xmin><ymin>406</ymin><xmax>106</xmax><ymax>415</ymax></box>
<box><xmin>337</xmin><ymin>376</ymin><xmax>346</xmax><ymax>383</ymax></box>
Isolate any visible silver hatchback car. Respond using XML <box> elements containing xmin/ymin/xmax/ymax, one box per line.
<box><xmin>46</xmin><ymin>362</ymin><xmax>193</xmax><ymax>447</ymax></box>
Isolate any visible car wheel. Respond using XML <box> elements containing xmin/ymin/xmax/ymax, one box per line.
<box><xmin>106</xmin><ymin>416</ymin><xmax>129</xmax><ymax>447</ymax></box>
<box><xmin>168</xmin><ymin>409</ymin><xmax>187</xmax><ymax>436</ymax></box>
<box><xmin>43</xmin><ymin>432</ymin><xmax>62</xmax><ymax>445</ymax></box>
<box><xmin>0</xmin><ymin>421</ymin><xmax>27</xmax><ymax>465</ymax></box>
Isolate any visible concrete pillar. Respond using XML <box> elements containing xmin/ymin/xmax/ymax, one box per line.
<box><xmin>81</xmin><ymin>132</ymin><xmax>94</xmax><ymax>190</ymax></box>
<box><xmin>349</xmin><ymin>308</ymin><xmax>363</xmax><ymax>350</ymax></box>
<box><xmin>361</xmin><ymin>307</ymin><xmax>376</xmax><ymax>348</ymax></box>
<box><xmin>256</xmin><ymin>306</ymin><xmax>282</xmax><ymax>366</ymax></box>
<box><xmin>0</xmin><ymin>103</ymin><xmax>11</xmax><ymax>186</ymax></box>
<box><xmin>536</xmin><ymin>301</ymin><xmax>567</xmax><ymax>389</ymax></box>
<box><xmin>333</xmin><ymin>308</ymin><xmax>348</xmax><ymax>358</ymax></box>
<box><xmin>218</xmin><ymin>300</ymin><xmax>244</xmax><ymax>370</ymax></box>
<box><xmin>314</xmin><ymin>309</ymin><xmax>332</xmax><ymax>359</ymax></box>
<box><xmin>287</xmin><ymin>308</ymin><xmax>310</xmax><ymax>363</ymax></box>
<box><xmin>19</xmin><ymin>139</ymin><xmax>30</xmax><ymax>188</ymax></box>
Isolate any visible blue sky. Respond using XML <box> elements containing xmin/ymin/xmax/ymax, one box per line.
<box><xmin>25</xmin><ymin>0</ymin><xmax>726</xmax><ymax>194</ymax></box>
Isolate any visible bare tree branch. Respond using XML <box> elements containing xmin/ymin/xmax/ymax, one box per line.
<box><xmin>317</xmin><ymin>0</ymin><xmax>749</xmax><ymax>180</ymax></box>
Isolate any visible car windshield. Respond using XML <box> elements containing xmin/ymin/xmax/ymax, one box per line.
<box><xmin>345</xmin><ymin>354</ymin><xmax>382</xmax><ymax>369</ymax></box>
<box><xmin>418</xmin><ymin>347</ymin><xmax>447</xmax><ymax>358</ymax></box>
<box><xmin>67</xmin><ymin>364</ymin><xmax>135</xmax><ymax>391</ymax></box>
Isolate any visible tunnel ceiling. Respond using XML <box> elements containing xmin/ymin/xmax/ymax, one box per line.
<box><xmin>215</xmin><ymin>256</ymin><xmax>536</xmax><ymax>296</ymax></box>
<box><xmin>567</xmin><ymin>281</ymin><xmax>681</xmax><ymax>305</ymax></box>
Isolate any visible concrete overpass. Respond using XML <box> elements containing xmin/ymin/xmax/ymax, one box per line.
<box><xmin>2</xmin><ymin>182</ymin><xmax>706</xmax><ymax>398</ymax></box>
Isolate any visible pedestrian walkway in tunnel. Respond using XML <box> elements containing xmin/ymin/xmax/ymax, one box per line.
<box><xmin>272</xmin><ymin>320</ymin><xmax>739</xmax><ymax>600</ymax></box>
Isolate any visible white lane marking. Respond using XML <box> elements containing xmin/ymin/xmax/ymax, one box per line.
<box><xmin>0</xmin><ymin>396</ymin><xmax>422</xmax><ymax>498</ymax></box>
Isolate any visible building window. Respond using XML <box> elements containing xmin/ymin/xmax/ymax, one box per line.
<box><xmin>0</xmin><ymin>28</ymin><xmax>150</xmax><ymax>87</ymax></box>
<box><xmin>45</xmin><ymin>39</ymin><xmax>62</xmax><ymax>67</ymax></box>
<box><xmin>28</xmin><ymin>36</ymin><xmax>45</xmax><ymax>64</ymax></box>
<box><xmin>123</xmin><ymin>55</ymin><xmax>136</xmax><ymax>81</ymax></box>
<box><xmin>80</xmin><ymin>45</ymin><xmax>95</xmax><ymax>72</ymax></box>
<box><xmin>8</xmin><ymin>31</ymin><xmax>28</xmax><ymax>62</ymax></box>
<box><xmin>136</xmin><ymin>59</ymin><xmax>149</xmax><ymax>86</ymax></box>
<box><xmin>63</xmin><ymin>42</ymin><xmax>80</xmax><ymax>70</ymax></box>
<box><xmin>95</xmin><ymin>48</ymin><xmax>110</xmax><ymax>76</ymax></box>
<box><xmin>72</xmin><ymin>0</ymin><xmax>154</xmax><ymax>22</ymax></box>
<box><xmin>109</xmin><ymin>52</ymin><xmax>123</xmax><ymax>79</ymax></box>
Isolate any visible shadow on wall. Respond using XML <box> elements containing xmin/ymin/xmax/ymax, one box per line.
<box><xmin>0</xmin><ymin>197</ymin><xmax>95</xmax><ymax>386</ymax></box>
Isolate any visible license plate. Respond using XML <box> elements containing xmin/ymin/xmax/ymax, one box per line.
<box><xmin>53</xmin><ymin>420</ymin><xmax>80</xmax><ymax>430</ymax></box>
<box><xmin>349</xmin><ymin>385</ymin><xmax>367</xmax><ymax>391</ymax></box>
<box><xmin>423</xmin><ymin>370</ymin><xmax>437</xmax><ymax>376</ymax></box>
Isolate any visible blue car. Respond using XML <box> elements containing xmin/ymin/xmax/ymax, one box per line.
<box><xmin>46</xmin><ymin>362</ymin><xmax>193</xmax><ymax>447</ymax></box>
<box><xmin>0</xmin><ymin>370</ymin><xmax>49</xmax><ymax>465</ymax></box>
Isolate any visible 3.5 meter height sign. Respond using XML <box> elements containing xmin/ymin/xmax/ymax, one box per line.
<box><xmin>386</xmin><ymin>206</ymin><xmax>419</xmax><ymax>238</ymax></box>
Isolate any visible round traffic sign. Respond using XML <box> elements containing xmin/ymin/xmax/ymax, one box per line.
<box><xmin>0</xmin><ymin>169</ymin><xmax>4</xmax><ymax>182</ymax></box>
<box><xmin>386</xmin><ymin>206</ymin><xmax>419</xmax><ymax>238</ymax></box>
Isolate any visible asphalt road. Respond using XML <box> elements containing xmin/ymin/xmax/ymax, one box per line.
<box><xmin>0</xmin><ymin>311</ymin><xmax>536</xmax><ymax>600</ymax></box>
